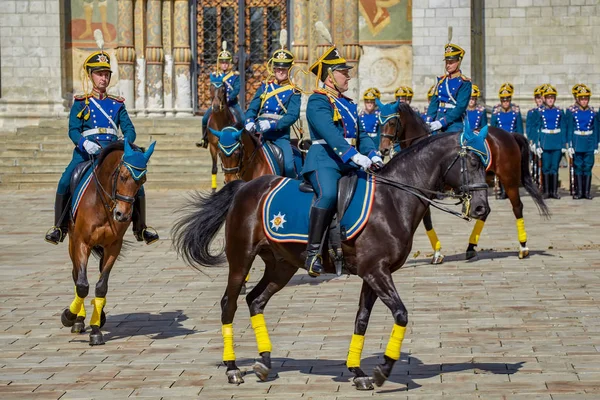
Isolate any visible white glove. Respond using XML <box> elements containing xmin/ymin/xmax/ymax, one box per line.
<box><xmin>83</xmin><ymin>140</ymin><xmax>101</xmax><ymax>155</ymax></box>
<box><xmin>594</xmin><ymin>149</ymin><xmax>598</xmax><ymax>155</ymax></box>
<box><xmin>351</xmin><ymin>153</ymin><xmax>373</xmax><ymax>170</ymax></box>
<box><xmin>428</xmin><ymin>120</ymin><xmax>443</xmax><ymax>132</ymax></box>
<box><xmin>535</xmin><ymin>147</ymin><xmax>543</xmax><ymax>157</ymax></box>
<box><xmin>258</xmin><ymin>119</ymin><xmax>272</xmax><ymax>132</ymax></box>
<box><xmin>567</xmin><ymin>147</ymin><xmax>575</xmax><ymax>158</ymax></box>
<box><xmin>561</xmin><ymin>147</ymin><xmax>567</xmax><ymax>154</ymax></box>
<box><xmin>529</xmin><ymin>142</ymin><xmax>536</xmax><ymax>153</ymax></box>
<box><xmin>371</xmin><ymin>155</ymin><xmax>383</xmax><ymax>164</ymax></box>
<box><xmin>245</xmin><ymin>121</ymin><xmax>256</xmax><ymax>132</ymax></box>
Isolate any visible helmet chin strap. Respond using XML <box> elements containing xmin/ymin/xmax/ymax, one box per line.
<box><xmin>326</xmin><ymin>67</ymin><xmax>344</xmax><ymax>93</ymax></box>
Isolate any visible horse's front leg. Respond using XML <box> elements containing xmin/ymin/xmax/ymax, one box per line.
<box><xmin>89</xmin><ymin>241</ymin><xmax>122</xmax><ymax>346</ymax></box>
<box><xmin>209</xmin><ymin>142</ymin><xmax>218</xmax><ymax>193</ymax></box>
<box><xmin>347</xmin><ymin>281</ymin><xmax>378</xmax><ymax>390</ymax></box>
<box><xmin>423</xmin><ymin>209</ymin><xmax>444</xmax><ymax>264</ymax></box>
<box><xmin>363</xmin><ymin>271</ymin><xmax>408</xmax><ymax>387</ymax></box>
<box><xmin>62</xmin><ymin>238</ymin><xmax>92</xmax><ymax>334</ymax></box>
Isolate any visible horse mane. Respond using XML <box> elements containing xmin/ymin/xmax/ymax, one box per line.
<box><xmin>96</xmin><ymin>141</ymin><xmax>142</xmax><ymax>166</ymax></box>
<box><xmin>397</xmin><ymin>102</ymin><xmax>430</xmax><ymax>136</ymax></box>
<box><xmin>381</xmin><ymin>131</ymin><xmax>455</xmax><ymax>174</ymax></box>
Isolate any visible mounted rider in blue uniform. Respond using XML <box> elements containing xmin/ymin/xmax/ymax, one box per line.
<box><xmin>359</xmin><ymin>88</ymin><xmax>381</xmax><ymax>148</ymax></box>
<box><xmin>198</xmin><ymin>41</ymin><xmax>245</xmax><ymax>148</ymax></box>
<box><xmin>245</xmin><ymin>30</ymin><xmax>301</xmax><ymax>178</ymax></box>
<box><xmin>45</xmin><ymin>41</ymin><xmax>158</xmax><ymax>245</ymax></box>
<box><xmin>535</xmin><ymin>84</ymin><xmax>567</xmax><ymax>199</ymax></box>
<box><xmin>427</xmin><ymin>43</ymin><xmax>472</xmax><ymax>134</ymax></box>
<box><xmin>302</xmin><ymin>22</ymin><xmax>383</xmax><ymax>278</ymax></box>
<box><xmin>490</xmin><ymin>83</ymin><xmax>523</xmax><ymax>134</ymax></box>
<box><xmin>566</xmin><ymin>83</ymin><xmax>599</xmax><ymax>200</ymax></box>
<box><xmin>466</xmin><ymin>84</ymin><xmax>487</xmax><ymax>133</ymax></box>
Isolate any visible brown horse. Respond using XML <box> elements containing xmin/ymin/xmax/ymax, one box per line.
<box><xmin>379</xmin><ymin>103</ymin><xmax>550</xmax><ymax>262</ymax></box>
<box><xmin>173</xmin><ymin>131</ymin><xmax>490</xmax><ymax>390</ymax></box>
<box><xmin>60</xmin><ymin>141</ymin><xmax>155</xmax><ymax>345</ymax></box>
<box><xmin>204</xmin><ymin>81</ymin><xmax>241</xmax><ymax>191</ymax></box>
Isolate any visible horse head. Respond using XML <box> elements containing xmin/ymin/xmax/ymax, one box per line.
<box><xmin>210</xmin><ymin>75</ymin><xmax>227</xmax><ymax>112</ymax></box>
<box><xmin>210</xmin><ymin>126</ymin><xmax>245</xmax><ymax>183</ymax></box>
<box><xmin>379</xmin><ymin>102</ymin><xmax>430</xmax><ymax>157</ymax></box>
<box><xmin>108</xmin><ymin>140</ymin><xmax>155</xmax><ymax>222</ymax></box>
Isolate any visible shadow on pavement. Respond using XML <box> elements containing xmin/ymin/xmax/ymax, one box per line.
<box><xmin>101</xmin><ymin>310</ymin><xmax>199</xmax><ymax>341</ymax></box>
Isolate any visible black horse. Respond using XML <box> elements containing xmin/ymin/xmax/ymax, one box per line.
<box><xmin>173</xmin><ymin>131</ymin><xmax>490</xmax><ymax>391</ymax></box>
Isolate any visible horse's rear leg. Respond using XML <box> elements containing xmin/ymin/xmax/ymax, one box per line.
<box><xmin>505</xmin><ymin>184</ymin><xmax>529</xmax><ymax>259</ymax></box>
<box><xmin>62</xmin><ymin>239</ymin><xmax>92</xmax><ymax>334</ymax></box>
<box><xmin>362</xmin><ymin>270</ymin><xmax>408</xmax><ymax>388</ymax></box>
<box><xmin>423</xmin><ymin>209</ymin><xmax>444</xmax><ymax>264</ymax></box>
<box><xmin>347</xmin><ymin>281</ymin><xmax>378</xmax><ymax>390</ymax></box>
<box><xmin>245</xmin><ymin>256</ymin><xmax>297</xmax><ymax>382</ymax></box>
<box><xmin>89</xmin><ymin>242</ymin><xmax>121</xmax><ymax>346</ymax></box>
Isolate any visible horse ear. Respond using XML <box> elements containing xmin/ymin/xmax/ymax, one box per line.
<box><xmin>233</xmin><ymin>129</ymin><xmax>243</xmax><ymax>140</ymax></box>
<box><xmin>124</xmin><ymin>140</ymin><xmax>134</xmax><ymax>156</ymax></box>
<box><xmin>143</xmin><ymin>141</ymin><xmax>156</xmax><ymax>162</ymax></box>
<box><xmin>209</xmin><ymin>127</ymin><xmax>222</xmax><ymax>139</ymax></box>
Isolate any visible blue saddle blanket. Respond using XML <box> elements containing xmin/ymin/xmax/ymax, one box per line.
<box><xmin>262</xmin><ymin>172</ymin><xmax>376</xmax><ymax>243</ymax></box>
<box><xmin>71</xmin><ymin>163</ymin><xmax>97</xmax><ymax>218</ymax></box>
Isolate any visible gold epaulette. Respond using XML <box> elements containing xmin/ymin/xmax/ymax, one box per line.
<box><xmin>73</xmin><ymin>94</ymin><xmax>90</xmax><ymax>101</ymax></box>
<box><xmin>461</xmin><ymin>74</ymin><xmax>471</xmax><ymax>81</ymax></box>
<box><xmin>313</xmin><ymin>89</ymin><xmax>342</xmax><ymax>122</ymax></box>
<box><xmin>108</xmin><ymin>94</ymin><xmax>125</xmax><ymax>103</ymax></box>
<box><xmin>511</xmin><ymin>105</ymin><xmax>520</xmax><ymax>113</ymax></box>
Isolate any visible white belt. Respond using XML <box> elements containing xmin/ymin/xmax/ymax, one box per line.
<box><xmin>574</xmin><ymin>130</ymin><xmax>593</xmax><ymax>136</ymax></box>
<box><xmin>313</xmin><ymin>138</ymin><xmax>357</xmax><ymax>146</ymax></box>
<box><xmin>541</xmin><ymin>128</ymin><xmax>561</xmax><ymax>134</ymax></box>
<box><xmin>258</xmin><ymin>113</ymin><xmax>282</xmax><ymax>120</ymax></box>
<box><xmin>83</xmin><ymin>128</ymin><xmax>117</xmax><ymax>136</ymax></box>
<box><xmin>440</xmin><ymin>102</ymin><xmax>456</xmax><ymax>109</ymax></box>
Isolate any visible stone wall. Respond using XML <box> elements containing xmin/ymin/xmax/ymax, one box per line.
<box><xmin>0</xmin><ymin>0</ymin><xmax>67</xmax><ymax>130</ymax></box>
<box><xmin>484</xmin><ymin>0</ymin><xmax>600</xmax><ymax>109</ymax></box>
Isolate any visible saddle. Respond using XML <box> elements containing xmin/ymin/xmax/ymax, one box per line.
<box><xmin>299</xmin><ymin>173</ymin><xmax>359</xmax><ymax>275</ymax></box>
<box><xmin>70</xmin><ymin>160</ymin><xmax>93</xmax><ymax>195</ymax></box>
<box><xmin>262</xmin><ymin>139</ymin><xmax>303</xmax><ymax>178</ymax></box>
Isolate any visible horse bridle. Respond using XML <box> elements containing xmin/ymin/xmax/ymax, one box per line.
<box><xmin>219</xmin><ymin>141</ymin><xmax>244</xmax><ymax>178</ymax></box>
<box><xmin>380</xmin><ymin>115</ymin><xmax>430</xmax><ymax>155</ymax></box>
<box><xmin>211</xmin><ymin>82</ymin><xmax>226</xmax><ymax>112</ymax></box>
<box><xmin>92</xmin><ymin>157</ymin><xmax>139</xmax><ymax>215</ymax></box>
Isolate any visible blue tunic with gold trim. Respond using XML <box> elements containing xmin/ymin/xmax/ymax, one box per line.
<box><xmin>490</xmin><ymin>105</ymin><xmax>524</xmax><ymax>134</ymax></box>
<box><xmin>358</xmin><ymin>110</ymin><xmax>380</xmax><ymax>148</ymax></box>
<box><xmin>427</xmin><ymin>71</ymin><xmax>472</xmax><ymax>133</ymax></box>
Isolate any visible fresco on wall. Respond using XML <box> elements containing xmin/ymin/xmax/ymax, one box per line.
<box><xmin>358</xmin><ymin>0</ymin><xmax>412</xmax><ymax>45</ymax></box>
<box><xmin>64</xmin><ymin>0</ymin><xmax>119</xmax><ymax>97</ymax></box>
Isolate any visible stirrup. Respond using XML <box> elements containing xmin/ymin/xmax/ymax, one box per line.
<box><xmin>307</xmin><ymin>254</ymin><xmax>323</xmax><ymax>278</ymax></box>
<box><xmin>196</xmin><ymin>137</ymin><xmax>208</xmax><ymax>149</ymax></box>
<box><xmin>134</xmin><ymin>226</ymin><xmax>159</xmax><ymax>245</ymax></box>
<box><xmin>44</xmin><ymin>226</ymin><xmax>66</xmax><ymax>245</ymax></box>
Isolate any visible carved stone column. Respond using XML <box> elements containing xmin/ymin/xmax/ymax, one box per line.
<box><xmin>292</xmin><ymin>0</ymin><xmax>309</xmax><ymax>112</ymax></box>
<box><xmin>116</xmin><ymin>0</ymin><xmax>135</xmax><ymax>111</ymax></box>
<box><xmin>342</xmin><ymin>0</ymin><xmax>360</xmax><ymax>100</ymax></box>
<box><xmin>173</xmin><ymin>0</ymin><xmax>193</xmax><ymax>116</ymax></box>
<box><xmin>133</xmin><ymin>0</ymin><xmax>146</xmax><ymax>115</ymax></box>
<box><xmin>145</xmin><ymin>0</ymin><xmax>164</xmax><ymax>116</ymax></box>
<box><xmin>308</xmin><ymin>0</ymin><xmax>331</xmax><ymax>89</ymax></box>
<box><xmin>162</xmin><ymin>0</ymin><xmax>174</xmax><ymax>116</ymax></box>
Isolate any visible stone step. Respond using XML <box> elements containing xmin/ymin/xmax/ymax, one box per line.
<box><xmin>1</xmin><ymin>140</ymin><xmax>205</xmax><ymax>151</ymax></box>
<box><xmin>2</xmin><ymin>132</ymin><xmax>202</xmax><ymax>142</ymax></box>
<box><xmin>0</xmin><ymin>180</ymin><xmax>213</xmax><ymax>191</ymax></box>
<box><xmin>0</xmin><ymin>171</ymin><xmax>215</xmax><ymax>184</ymax></box>
<box><xmin>36</xmin><ymin>117</ymin><xmax>202</xmax><ymax>129</ymax></box>
<box><xmin>0</xmin><ymin>148</ymin><xmax>208</xmax><ymax>159</ymax></box>
<box><xmin>0</xmin><ymin>162</ymin><xmax>216</xmax><ymax>175</ymax></box>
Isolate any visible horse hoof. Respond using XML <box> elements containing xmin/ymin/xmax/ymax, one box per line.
<box><xmin>253</xmin><ymin>361</ymin><xmax>270</xmax><ymax>382</ymax></box>
<box><xmin>61</xmin><ymin>309</ymin><xmax>76</xmax><ymax>327</ymax></box>
<box><xmin>71</xmin><ymin>320</ymin><xmax>86</xmax><ymax>334</ymax></box>
<box><xmin>372</xmin><ymin>365</ymin><xmax>388</xmax><ymax>387</ymax></box>
<box><xmin>226</xmin><ymin>369</ymin><xmax>244</xmax><ymax>385</ymax></box>
<box><xmin>465</xmin><ymin>250</ymin><xmax>477</xmax><ymax>260</ymax></box>
<box><xmin>353</xmin><ymin>376</ymin><xmax>374</xmax><ymax>391</ymax></box>
<box><xmin>240</xmin><ymin>283</ymin><xmax>247</xmax><ymax>295</ymax></box>
<box><xmin>431</xmin><ymin>253</ymin><xmax>445</xmax><ymax>265</ymax></box>
<box><xmin>89</xmin><ymin>331</ymin><xmax>105</xmax><ymax>346</ymax></box>
<box><xmin>519</xmin><ymin>248</ymin><xmax>530</xmax><ymax>259</ymax></box>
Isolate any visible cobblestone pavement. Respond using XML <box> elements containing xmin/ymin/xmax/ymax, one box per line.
<box><xmin>1</xmin><ymin>188</ymin><xmax>599</xmax><ymax>400</ymax></box>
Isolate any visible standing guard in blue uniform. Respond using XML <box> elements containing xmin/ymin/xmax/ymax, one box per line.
<box><xmin>427</xmin><ymin>44</ymin><xmax>472</xmax><ymax>133</ymax></box>
<box><xmin>566</xmin><ymin>84</ymin><xmax>599</xmax><ymax>199</ymax></box>
<box><xmin>526</xmin><ymin>85</ymin><xmax>545</xmax><ymax>151</ymax></box>
<box><xmin>490</xmin><ymin>84</ymin><xmax>524</xmax><ymax>134</ymax></box>
<box><xmin>302</xmin><ymin>22</ymin><xmax>383</xmax><ymax>277</ymax></box>
<box><xmin>491</xmin><ymin>83</ymin><xmax>519</xmax><ymax>114</ymax></box>
<box><xmin>466</xmin><ymin>84</ymin><xmax>487</xmax><ymax>133</ymax></box>
<box><xmin>421</xmin><ymin>85</ymin><xmax>435</xmax><ymax>123</ymax></box>
<box><xmin>396</xmin><ymin>86</ymin><xmax>420</xmax><ymax>114</ymax></box>
<box><xmin>245</xmin><ymin>30</ymin><xmax>301</xmax><ymax>178</ymax></box>
<box><xmin>45</xmin><ymin>46</ymin><xmax>158</xmax><ymax>245</ymax></box>
<box><xmin>198</xmin><ymin>41</ymin><xmax>244</xmax><ymax>148</ymax></box>
<box><xmin>359</xmin><ymin>88</ymin><xmax>381</xmax><ymax>148</ymax></box>
<box><xmin>536</xmin><ymin>85</ymin><xmax>567</xmax><ymax>199</ymax></box>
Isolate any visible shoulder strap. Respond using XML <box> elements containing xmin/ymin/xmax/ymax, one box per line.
<box><xmin>260</xmin><ymin>84</ymin><xmax>294</xmax><ymax>111</ymax></box>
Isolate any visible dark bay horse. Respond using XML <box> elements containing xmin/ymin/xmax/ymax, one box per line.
<box><xmin>173</xmin><ymin>132</ymin><xmax>490</xmax><ymax>390</ymax></box>
<box><xmin>204</xmin><ymin>80</ymin><xmax>241</xmax><ymax>192</ymax></box>
<box><xmin>379</xmin><ymin>103</ymin><xmax>549</xmax><ymax>262</ymax></box>
<box><xmin>60</xmin><ymin>141</ymin><xmax>155</xmax><ymax>345</ymax></box>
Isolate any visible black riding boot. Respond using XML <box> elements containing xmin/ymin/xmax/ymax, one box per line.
<box><xmin>132</xmin><ymin>196</ymin><xmax>159</xmax><ymax>245</ymax></box>
<box><xmin>573</xmin><ymin>175</ymin><xmax>583</xmax><ymax>199</ymax></box>
<box><xmin>305</xmin><ymin>207</ymin><xmax>332</xmax><ymax>277</ymax></box>
<box><xmin>196</xmin><ymin>121</ymin><xmax>209</xmax><ymax>148</ymax></box>
<box><xmin>45</xmin><ymin>193</ymin><xmax>70</xmax><ymax>245</ymax></box>
<box><xmin>584</xmin><ymin>175</ymin><xmax>593</xmax><ymax>200</ymax></box>
<box><xmin>498</xmin><ymin>182</ymin><xmax>507</xmax><ymax>199</ymax></box>
<box><xmin>550</xmin><ymin>174</ymin><xmax>561</xmax><ymax>199</ymax></box>
<box><xmin>542</xmin><ymin>174</ymin><xmax>550</xmax><ymax>199</ymax></box>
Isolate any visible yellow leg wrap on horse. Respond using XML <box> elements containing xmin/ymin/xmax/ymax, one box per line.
<box><xmin>211</xmin><ymin>174</ymin><xmax>217</xmax><ymax>189</ymax></box>
<box><xmin>69</xmin><ymin>293</ymin><xmax>85</xmax><ymax>315</ymax></box>
<box><xmin>468</xmin><ymin>220</ymin><xmax>486</xmax><ymax>245</ymax></box>
<box><xmin>77</xmin><ymin>302</ymin><xmax>86</xmax><ymax>318</ymax></box>
<box><xmin>245</xmin><ymin>272</ymin><xmax>250</xmax><ymax>283</ymax></box>
<box><xmin>516</xmin><ymin>218</ymin><xmax>527</xmax><ymax>243</ymax></box>
<box><xmin>250</xmin><ymin>314</ymin><xmax>272</xmax><ymax>354</ymax></box>
<box><xmin>222</xmin><ymin>323</ymin><xmax>236</xmax><ymax>361</ymax></box>
<box><xmin>89</xmin><ymin>297</ymin><xmax>106</xmax><ymax>327</ymax></box>
<box><xmin>384</xmin><ymin>324</ymin><xmax>406</xmax><ymax>361</ymax></box>
<box><xmin>426</xmin><ymin>229</ymin><xmax>441</xmax><ymax>251</ymax></box>
<box><xmin>346</xmin><ymin>334</ymin><xmax>365</xmax><ymax>368</ymax></box>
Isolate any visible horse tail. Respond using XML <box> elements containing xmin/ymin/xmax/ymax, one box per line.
<box><xmin>513</xmin><ymin>133</ymin><xmax>550</xmax><ymax>218</ymax></box>
<box><xmin>172</xmin><ymin>180</ymin><xmax>246</xmax><ymax>268</ymax></box>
